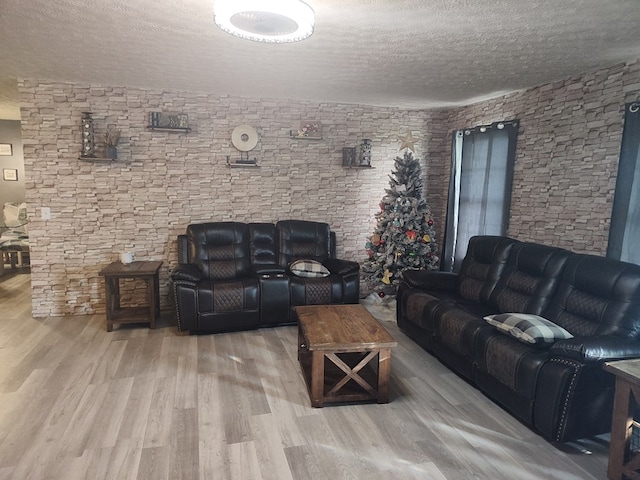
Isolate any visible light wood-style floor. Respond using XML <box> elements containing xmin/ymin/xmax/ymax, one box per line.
<box><xmin>0</xmin><ymin>271</ymin><xmax>610</xmax><ymax>479</ymax></box>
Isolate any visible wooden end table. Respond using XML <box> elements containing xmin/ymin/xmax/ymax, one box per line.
<box><xmin>99</xmin><ymin>260</ymin><xmax>163</xmax><ymax>332</ymax></box>
<box><xmin>295</xmin><ymin>304</ymin><xmax>397</xmax><ymax>407</ymax></box>
<box><xmin>604</xmin><ymin>359</ymin><xmax>640</xmax><ymax>480</ymax></box>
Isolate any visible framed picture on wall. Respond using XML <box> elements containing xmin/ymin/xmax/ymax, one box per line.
<box><xmin>0</xmin><ymin>144</ymin><xmax>12</xmax><ymax>156</ymax></box>
<box><xmin>3</xmin><ymin>169</ymin><xmax>18</xmax><ymax>181</ymax></box>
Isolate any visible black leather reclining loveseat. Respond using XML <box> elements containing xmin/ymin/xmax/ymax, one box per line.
<box><xmin>171</xmin><ymin>220</ymin><xmax>360</xmax><ymax>333</ymax></box>
<box><xmin>397</xmin><ymin>235</ymin><xmax>640</xmax><ymax>443</ymax></box>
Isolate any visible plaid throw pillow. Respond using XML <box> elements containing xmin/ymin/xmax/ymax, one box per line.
<box><xmin>484</xmin><ymin>313</ymin><xmax>573</xmax><ymax>346</ymax></box>
<box><xmin>289</xmin><ymin>259</ymin><xmax>330</xmax><ymax>278</ymax></box>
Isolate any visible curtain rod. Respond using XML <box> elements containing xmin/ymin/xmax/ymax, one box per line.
<box><xmin>459</xmin><ymin>120</ymin><xmax>519</xmax><ymax>136</ymax></box>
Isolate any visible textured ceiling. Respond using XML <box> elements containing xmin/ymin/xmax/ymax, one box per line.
<box><xmin>1</xmin><ymin>0</ymin><xmax>640</xmax><ymax>119</ymax></box>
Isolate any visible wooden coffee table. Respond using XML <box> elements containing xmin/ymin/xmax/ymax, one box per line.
<box><xmin>295</xmin><ymin>304</ymin><xmax>397</xmax><ymax>407</ymax></box>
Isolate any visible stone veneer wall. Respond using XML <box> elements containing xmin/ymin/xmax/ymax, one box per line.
<box><xmin>18</xmin><ymin>57</ymin><xmax>640</xmax><ymax>317</ymax></box>
<box><xmin>443</xmin><ymin>60</ymin><xmax>640</xmax><ymax>254</ymax></box>
<box><xmin>18</xmin><ymin>80</ymin><xmax>448</xmax><ymax>317</ymax></box>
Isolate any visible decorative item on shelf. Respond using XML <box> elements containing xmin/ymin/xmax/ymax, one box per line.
<box><xmin>80</xmin><ymin>112</ymin><xmax>96</xmax><ymax>158</ymax></box>
<box><xmin>104</xmin><ymin>126</ymin><xmax>121</xmax><ymax>160</ymax></box>
<box><xmin>359</xmin><ymin>139</ymin><xmax>372</xmax><ymax>166</ymax></box>
<box><xmin>290</xmin><ymin>120</ymin><xmax>322</xmax><ymax>139</ymax></box>
<box><xmin>342</xmin><ymin>147</ymin><xmax>356</xmax><ymax>166</ymax></box>
<box><xmin>227</xmin><ymin>125</ymin><xmax>260</xmax><ymax>167</ymax></box>
<box><xmin>148</xmin><ymin>112</ymin><xmax>190</xmax><ymax>131</ymax></box>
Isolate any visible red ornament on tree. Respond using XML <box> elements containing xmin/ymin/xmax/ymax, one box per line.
<box><xmin>378</xmin><ymin>291</ymin><xmax>386</xmax><ymax>298</ymax></box>
<box><xmin>428</xmin><ymin>219</ymin><xmax>434</xmax><ymax>226</ymax></box>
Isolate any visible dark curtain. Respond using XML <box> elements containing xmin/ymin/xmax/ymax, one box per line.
<box><xmin>608</xmin><ymin>102</ymin><xmax>640</xmax><ymax>264</ymax></box>
<box><xmin>442</xmin><ymin>121</ymin><xmax>518</xmax><ymax>272</ymax></box>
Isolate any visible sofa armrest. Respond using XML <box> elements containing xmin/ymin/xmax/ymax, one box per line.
<box><xmin>171</xmin><ymin>264</ymin><xmax>202</xmax><ymax>283</ymax></box>
<box><xmin>549</xmin><ymin>336</ymin><xmax>640</xmax><ymax>363</ymax></box>
<box><xmin>323</xmin><ymin>258</ymin><xmax>360</xmax><ymax>276</ymax></box>
<box><xmin>402</xmin><ymin>270</ymin><xmax>458</xmax><ymax>290</ymax></box>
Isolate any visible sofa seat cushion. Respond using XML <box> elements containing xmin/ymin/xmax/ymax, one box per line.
<box><xmin>476</xmin><ymin>328</ymin><xmax>549</xmax><ymax>398</ymax></box>
<box><xmin>289</xmin><ymin>275</ymin><xmax>341</xmax><ymax>305</ymax></box>
<box><xmin>403</xmin><ymin>290</ymin><xmax>456</xmax><ymax>331</ymax></box>
<box><xmin>196</xmin><ymin>279</ymin><xmax>260</xmax><ymax>313</ymax></box>
<box><xmin>432</xmin><ymin>303</ymin><xmax>497</xmax><ymax>359</ymax></box>
<box><xmin>484</xmin><ymin>313</ymin><xmax>574</xmax><ymax>346</ymax></box>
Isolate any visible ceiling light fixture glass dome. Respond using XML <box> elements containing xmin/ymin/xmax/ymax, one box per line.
<box><xmin>214</xmin><ymin>0</ymin><xmax>315</xmax><ymax>43</ymax></box>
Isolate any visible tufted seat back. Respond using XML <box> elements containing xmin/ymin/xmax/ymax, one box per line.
<box><xmin>489</xmin><ymin>242</ymin><xmax>571</xmax><ymax>315</ymax></box>
<box><xmin>276</xmin><ymin>220</ymin><xmax>331</xmax><ymax>266</ymax></box>
<box><xmin>456</xmin><ymin>236</ymin><xmax>517</xmax><ymax>304</ymax></box>
<box><xmin>543</xmin><ymin>254</ymin><xmax>640</xmax><ymax>338</ymax></box>
<box><xmin>187</xmin><ymin>222</ymin><xmax>251</xmax><ymax>281</ymax></box>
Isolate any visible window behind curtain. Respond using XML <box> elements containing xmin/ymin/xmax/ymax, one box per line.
<box><xmin>442</xmin><ymin>121</ymin><xmax>518</xmax><ymax>272</ymax></box>
<box><xmin>608</xmin><ymin>102</ymin><xmax>640</xmax><ymax>265</ymax></box>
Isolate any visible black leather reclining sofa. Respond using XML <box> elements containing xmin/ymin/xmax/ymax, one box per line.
<box><xmin>172</xmin><ymin>220</ymin><xmax>360</xmax><ymax>333</ymax></box>
<box><xmin>397</xmin><ymin>235</ymin><xmax>640</xmax><ymax>442</ymax></box>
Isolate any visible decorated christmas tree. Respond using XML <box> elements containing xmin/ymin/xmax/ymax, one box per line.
<box><xmin>363</xmin><ymin>150</ymin><xmax>439</xmax><ymax>296</ymax></box>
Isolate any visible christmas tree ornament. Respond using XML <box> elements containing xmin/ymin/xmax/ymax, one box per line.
<box><xmin>406</xmin><ymin>230</ymin><xmax>417</xmax><ymax>241</ymax></box>
<box><xmin>378</xmin><ymin>292</ymin><xmax>386</xmax><ymax>298</ymax></box>
<box><xmin>371</xmin><ymin>234</ymin><xmax>381</xmax><ymax>246</ymax></box>
<box><xmin>423</xmin><ymin>234</ymin><xmax>431</xmax><ymax>243</ymax></box>
<box><xmin>428</xmin><ymin>219</ymin><xmax>434</xmax><ymax>226</ymax></box>
<box><xmin>382</xmin><ymin>269</ymin><xmax>393</xmax><ymax>284</ymax></box>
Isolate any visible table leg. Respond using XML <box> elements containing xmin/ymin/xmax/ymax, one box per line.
<box><xmin>104</xmin><ymin>277</ymin><xmax>115</xmax><ymax>332</ymax></box>
<box><xmin>377</xmin><ymin>348</ymin><xmax>392</xmax><ymax>404</ymax></box>
<box><xmin>608</xmin><ymin>378</ymin><xmax>633</xmax><ymax>480</ymax></box>
<box><xmin>310</xmin><ymin>350</ymin><xmax>325</xmax><ymax>407</ymax></box>
<box><xmin>148</xmin><ymin>275</ymin><xmax>157</xmax><ymax>329</ymax></box>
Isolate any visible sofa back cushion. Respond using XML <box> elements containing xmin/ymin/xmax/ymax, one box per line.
<box><xmin>276</xmin><ymin>220</ymin><xmax>331</xmax><ymax>266</ymax></box>
<box><xmin>187</xmin><ymin>222</ymin><xmax>251</xmax><ymax>280</ymax></box>
<box><xmin>457</xmin><ymin>236</ymin><xmax>518</xmax><ymax>304</ymax></box>
<box><xmin>248</xmin><ymin>223</ymin><xmax>277</xmax><ymax>268</ymax></box>
<box><xmin>489</xmin><ymin>242</ymin><xmax>571</xmax><ymax>314</ymax></box>
<box><xmin>543</xmin><ymin>254</ymin><xmax>640</xmax><ymax>338</ymax></box>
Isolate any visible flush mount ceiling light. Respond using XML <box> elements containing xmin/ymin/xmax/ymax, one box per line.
<box><xmin>214</xmin><ymin>0</ymin><xmax>315</xmax><ymax>43</ymax></box>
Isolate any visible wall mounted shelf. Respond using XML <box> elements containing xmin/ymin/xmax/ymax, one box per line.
<box><xmin>227</xmin><ymin>163</ymin><xmax>260</xmax><ymax>169</ymax></box>
<box><xmin>146</xmin><ymin>126</ymin><xmax>191</xmax><ymax>133</ymax></box>
<box><xmin>79</xmin><ymin>157</ymin><xmax>116</xmax><ymax>163</ymax></box>
<box><xmin>344</xmin><ymin>165</ymin><xmax>375</xmax><ymax>169</ymax></box>
<box><xmin>290</xmin><ymin>135</ymin><xmax>322</xmax><ymax>140</ymax></box>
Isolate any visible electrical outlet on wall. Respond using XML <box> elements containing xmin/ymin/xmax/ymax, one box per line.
<box><xmin>41</xmin><ymin>207</ymin><xmax>51</xmax><ymax>220</ymax></box>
